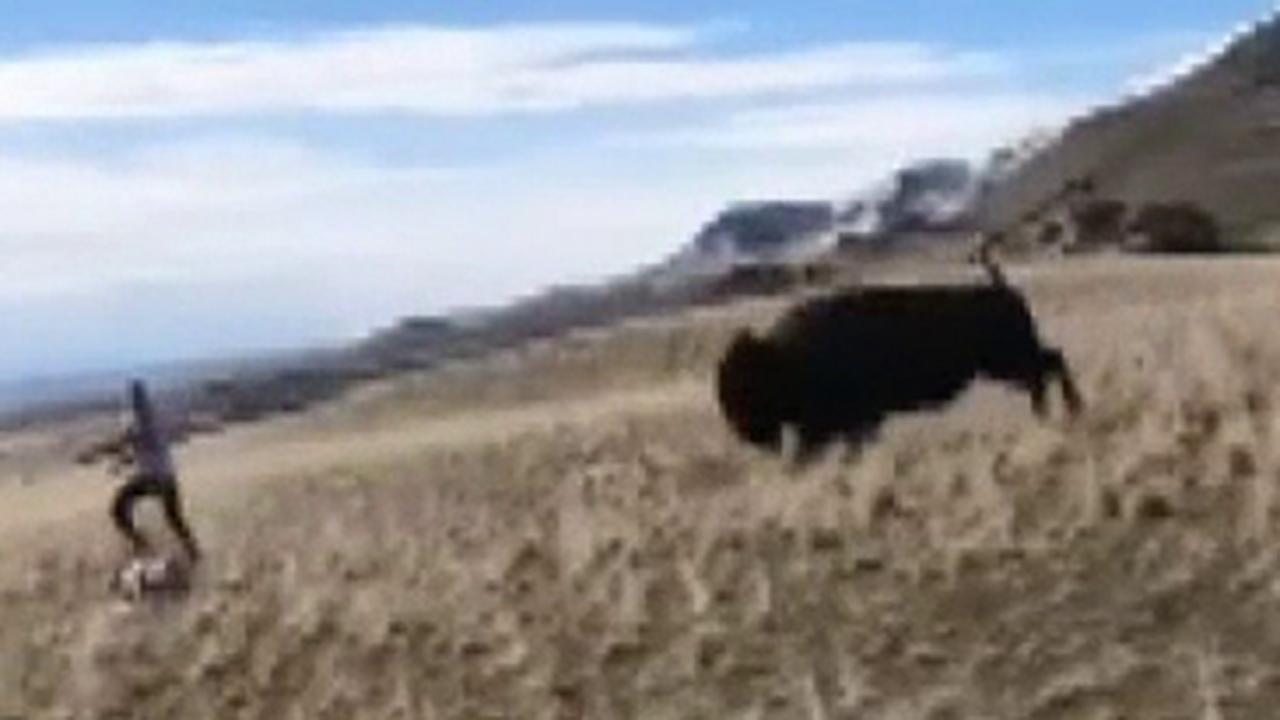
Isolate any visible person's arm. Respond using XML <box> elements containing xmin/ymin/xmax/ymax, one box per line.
<box><xmin>151</xmin><ymin>411</ymin><xmax>222</xmax><ymax>448</ymax></box>
<box><xmin>74</xmin><ymin>426</ymin><xmax>139</xmax><ymax>470</ymax></box>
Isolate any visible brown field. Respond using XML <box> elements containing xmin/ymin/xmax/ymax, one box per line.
<box><xmin>3</xmin><ymin>256</ymin><xmax>1280</xmax><ymax>719</ymax></box>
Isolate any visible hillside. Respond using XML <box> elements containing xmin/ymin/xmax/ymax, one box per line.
<box><xmin>163</xmin><ymin>159</ymin><xmax>991</xmax><ymax>431</ymax></box>
<box><xmin>3</xmin><ymin>256</ymin><xmax>1280</xmax><ymax>717</ymax></box>
<box><xmin>216</xmin><ymin>8</ymin><xmax>1280</xmax><ymax>427</ymax></box>
<box><xmin>981</xmin><ymin>12</ymin><xmax>1280</xmax><ymax>249</ymax></box>
<box><xmin>12</xmin><ymin>11</ymin><xmax>1280</xmax><ymax>437</ymax></box>
<box><xmin>9</xmin><ymin>7</ymin><xmax>1280</xmax><ymax>717</ymax></box>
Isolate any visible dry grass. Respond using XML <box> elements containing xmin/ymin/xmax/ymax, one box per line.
<box><xmin>3</xmin><ymin>256</ymin><xmax>1280</xmax><ymax>719</ymax></box>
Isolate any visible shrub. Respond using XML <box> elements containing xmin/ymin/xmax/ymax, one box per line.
<box><xmin>1127</xmin><ymin>201</ymin><xmax>1224</xmax><ymax>254</ymax></box>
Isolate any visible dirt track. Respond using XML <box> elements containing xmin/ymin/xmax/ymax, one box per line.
<box><xmin>3</xmin><ymin>256</ymin><xmax>1280</xmax><ymax>719</ymax></box>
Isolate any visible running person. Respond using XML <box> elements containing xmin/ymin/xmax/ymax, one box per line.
<box><xmin>95</xmin><ymin>380</ymin><xmax>202</xmax><ymax>563</ymax></box>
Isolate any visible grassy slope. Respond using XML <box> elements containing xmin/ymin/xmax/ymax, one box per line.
<box><xmin>983</xmin><ymin>18</ymin><xmax>1280</xmax><ymax>249</ymax></box>
<box><xmin>3</xmin><ymin>257</ymin><xmax>1280</xmax><ymax>718</ymax></box>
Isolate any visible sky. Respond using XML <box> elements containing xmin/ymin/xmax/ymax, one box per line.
<box><xmin>0</xmin><ymin>0</ymin><xmax>1274</xmax><ymax>380</ymax></box>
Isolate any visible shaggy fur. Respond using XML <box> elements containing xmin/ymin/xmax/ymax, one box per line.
<box><xmin>717</xmin><ymin>266</ymin><xmax>1082</xmax><ymax>460</ymax></box>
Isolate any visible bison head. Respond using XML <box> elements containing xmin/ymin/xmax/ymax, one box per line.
<box><xmin>716</xmin><ymin>331</ymin><xmax>786</xmax><ymax>450</ymax></box>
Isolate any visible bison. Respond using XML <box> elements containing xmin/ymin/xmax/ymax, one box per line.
<box><xmin>716</xmin><ymin>258</ymin><xmax>1082</xmax><ymax>460</ymax></box>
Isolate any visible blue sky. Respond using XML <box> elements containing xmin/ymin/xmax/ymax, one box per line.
<box><xmin>0</xmin><ymin>0</ymin><xmax>1273</xmax><ymax>380</ymax></box>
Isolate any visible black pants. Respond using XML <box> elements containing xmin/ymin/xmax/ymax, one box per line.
<box><xmin>111</xmin><ymin>473</ymin><xmax>201</xmax><ymax>562</ymax></box>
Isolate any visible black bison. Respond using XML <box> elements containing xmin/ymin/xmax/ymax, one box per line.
<box><xmin>716</xmin><ymin>259</ymin><xmax>1082</xmax><ymax>459</ymax></box>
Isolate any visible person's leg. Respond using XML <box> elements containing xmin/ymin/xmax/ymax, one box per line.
<box><xmin>111</xmin><ymin>479</ymin><xmax>153</xmax><ymax>554</ymax></box>
<box><xmin>159</xmin><ymin>481</ymin><xmax>201</xmax><ymax>563</ymax></box>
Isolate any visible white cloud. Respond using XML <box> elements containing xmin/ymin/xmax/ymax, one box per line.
<box><xmin>0</xmin><ymin>123</ymin><xmax>926</xmax><ymax>322</ymax></box>
<box><xmin>0</xmin><ymin>19</ymin><xmax>1162</xmax><ymax>379</ymax></box>
<box><xmin>0</xmin><ymin>137</ymin><xmax>714</xmax><ymax>302</ymax></box>
<box><xmin>0</xmin><ymin>23</ymin><xmax>1000</xmax><ymax>119</ymax></box>
<box><xmin>624</xmin><ymin>92</ymin><xmax>1084</xmax><ymax>160</ymax></box>
<box><xmin>0</xmin><ymin>132</ymin><xmax>802</xmax><ymax>376</ymax></box>
<box><xmin>0</xmin><ymin>86</ymin><xmax>1077</xmax><ymax>313</ymax></box>
<box><xmin>0</xmin><ymin>85</ymin><xmax>1087</xmax><ymax>380</ymax></box>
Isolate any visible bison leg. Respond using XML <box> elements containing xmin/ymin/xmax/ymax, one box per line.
<box><xmin>1059</xmin><ymin>364</ymin><xmax>1084</xmax><ymax>416</ymax></box>
<box><xmin>792</xmin><ymin>424</ymin><xmax>835</xmax><ymax>465</ymax></box>
<box><xmin>1040</xmin><ymin>348</ymin><xmax>1083</xmax><ymax>416</ymax></box>
<box><xmin>838</xmin><ymin>425</ymin><xmax>877</xmax><ymax>462</ymax></box>
<box><xmin>1028</xmin><ymin>373</ymin><xmax>1049</xmax><ymax>416</ymax></box>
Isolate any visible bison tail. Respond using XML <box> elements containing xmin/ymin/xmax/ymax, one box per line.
<box><xmin>979</xmin><ymin>244</ymin><xmax>1008</xmax><ymax>288</ymax></box>
<box><xmin>970</xmin><ymin>233</ymin><xmax>1009</xmax><ymax>287</ymax></box>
